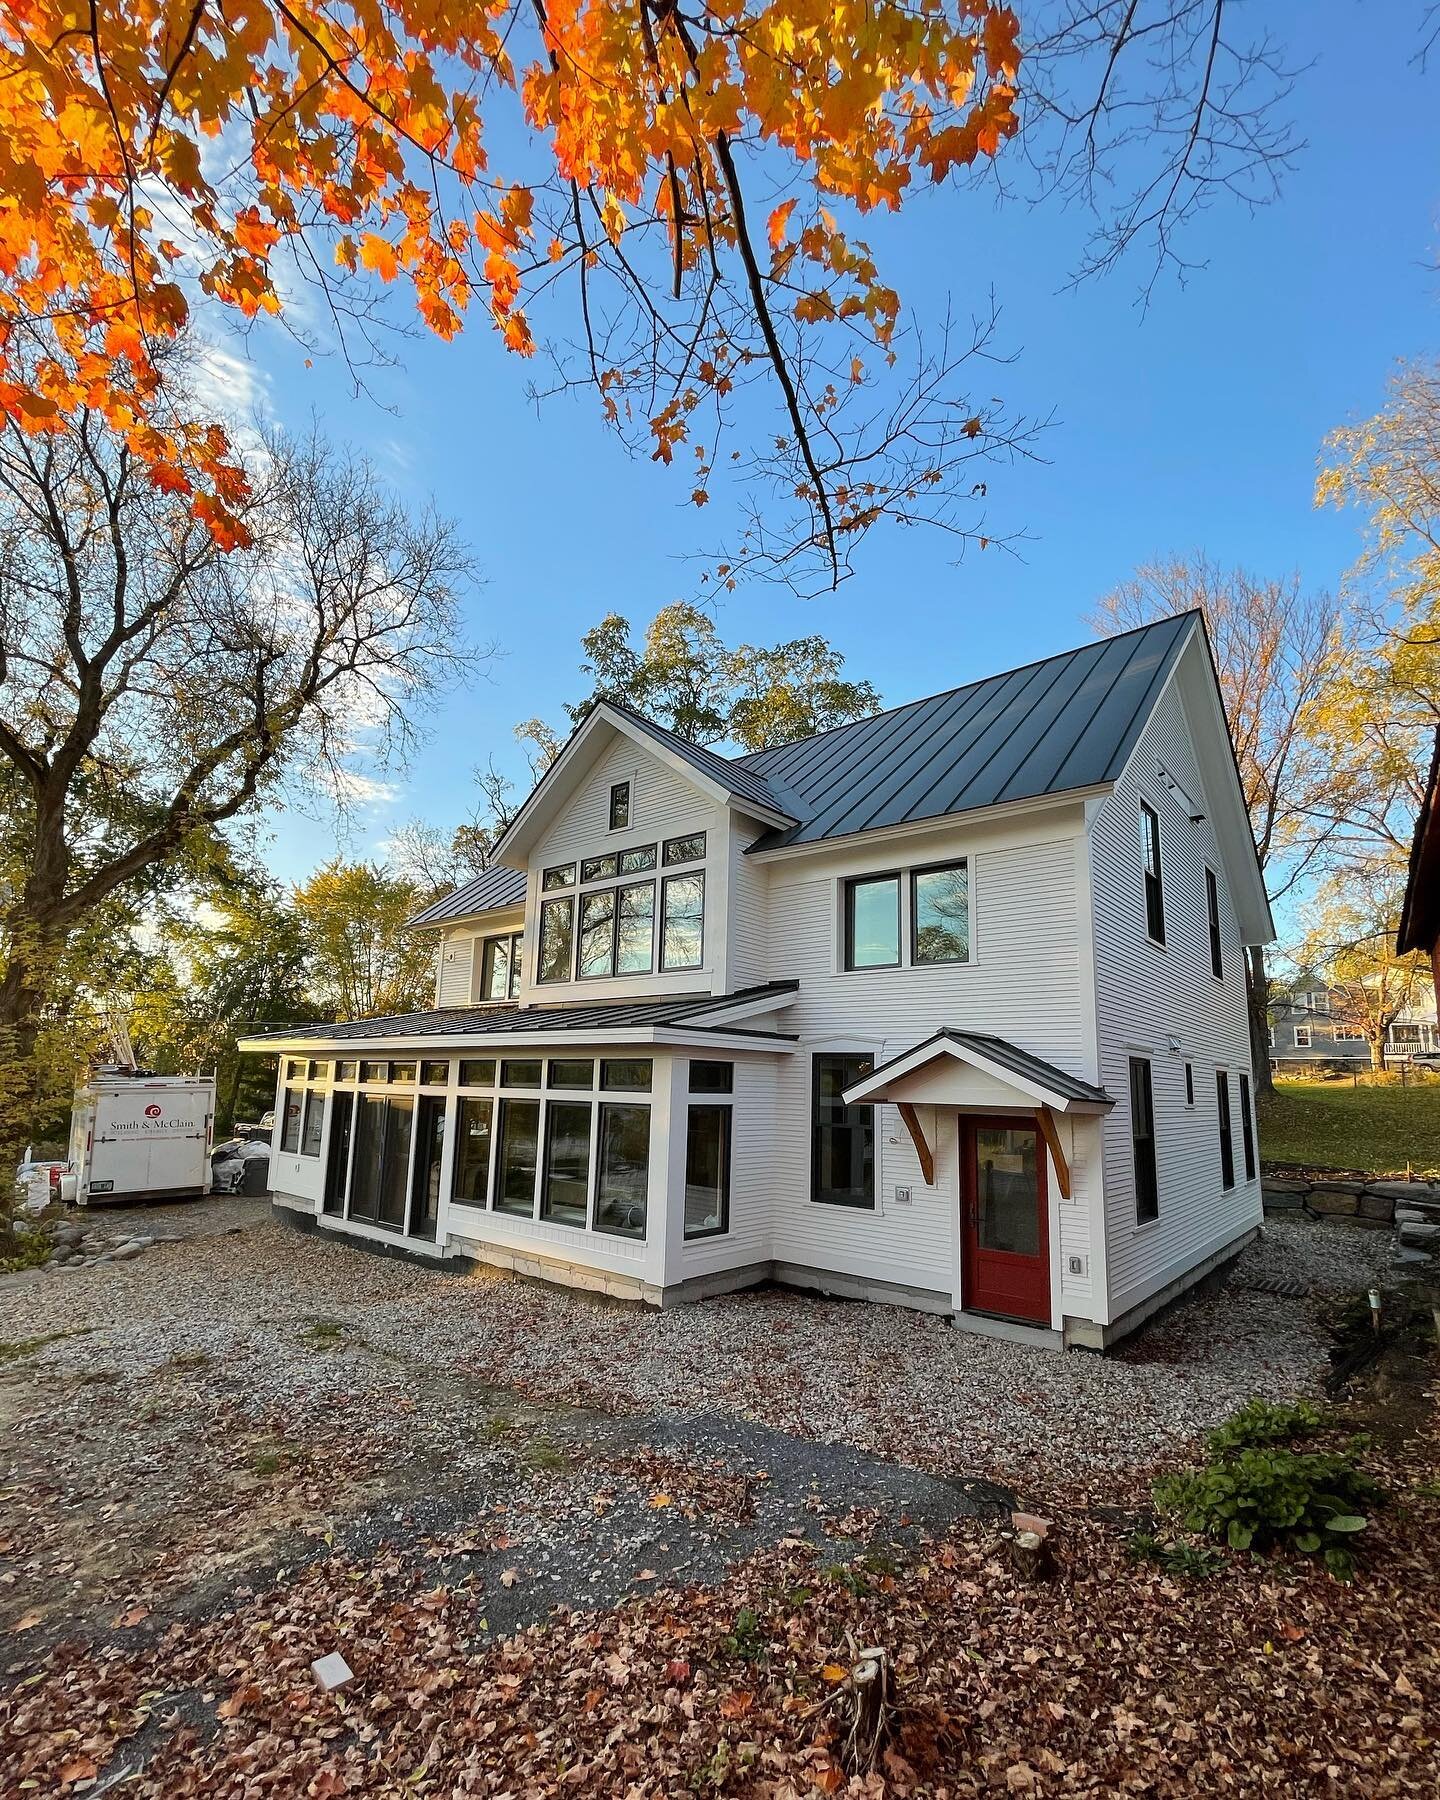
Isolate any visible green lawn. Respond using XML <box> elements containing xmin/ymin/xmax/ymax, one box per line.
<box><xmin>1258</xmin><ymin>1077</ymin><xmax>1440</xmax><ymax>1177</ymax></box>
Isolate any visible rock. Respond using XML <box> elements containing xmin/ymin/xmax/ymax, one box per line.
<box><xmin>1357</xmin><ymin>1193</ymin><xmax>1396</xmax><ymax>1221</ymax></box>
<box><xmin>47</xmin><ymin>1249</ymin><xmax>73</xmax><ymax>1266</ymax></box>
<box><xmin>1309</xmin><ymin>1189</ymin><xmax>1360</xmax><ymax>1216</ymax></box>
<box><xmin>110</xmin><ymin>1242</ymin><xmax>143</xmax><ymax>1262</ymax></box>
<box><xmin>1260</xmin><ymin>1176</ymin><xmax>1311</xmax><ymax>1193</ymax></box>
<box><xmin>1398</xmin><ymin>1221</ymin><xmax>1440</xmax><ymax>1247</ymax></box>
<box><xmin>1262</xmin><ymin>1187</ymin><xmax>1306</xmax><ymax>1211</ymax></box>
<box><xmin>54</xmin><ymin>1223</ymin><xmax>83</xmax><ymax>1247</ymax></box>
<box><xmin>1367</xmin><ymin>1180</ymin><xmax>1437</xmax><ymax>1199</ymax></box>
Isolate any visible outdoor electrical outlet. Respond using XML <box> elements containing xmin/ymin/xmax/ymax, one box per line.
<box><xmin>1066</xmin><ymin>1253</ymin><xmax>1088</xmax><ymax>1278</ymax></box>
<box><xmin>894</xmin><ymin>1186</ymin><xmax>912</xmax><ymax>1205</ymax></box>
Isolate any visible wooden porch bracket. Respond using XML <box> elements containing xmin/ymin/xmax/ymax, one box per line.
<box><xmin>895</xmin><ymin>1101</ymin><xmax>935</xmax><ymax>1186</ymax></box>
<box><xmin>1034</xmin><ymin>1107</ymin><xmax>1071</xmax><ymax>1199</ymax></box>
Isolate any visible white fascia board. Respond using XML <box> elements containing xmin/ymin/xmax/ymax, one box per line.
<box><xmin>411</xmin><ymin>903</ymin><xmax>526</xmax><ymax>935</ymax></box>
<box><xmin>842</xmin><ymin>1037</ymin><xmax>1110</xmax><ymax>1114</ymax></box>
<box><xmin>745</xmin><ymin>784</ymin><xmax>1111</xmax><ymax>864</ymax></box>
<box><xmin>695</xmin><ymin>987</ymin><xmax>798</xmax><ymax>1026</ymax></box>
<box><xmin>238</xmin><ymin>1022</ymin><xmax>795</xmax><ymax>1057</ymax></box>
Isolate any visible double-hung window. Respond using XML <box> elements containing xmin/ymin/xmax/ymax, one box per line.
<box><xmin>1205</xmin><ymin>868</ymin><xmax>1222</xmax><ymax>979</ymax></box>
<box><xmin>1140</xmin><ymin>801</ymin><xmax>1165</xmax><ymax>944</ymax></box>
<box><xmin>1129</xmin><ymin>1057</ymin><xmax>1158</xmax><ymax>1223</ymax></box>
<box><xmin>1238</xmin><ymin>1072</ymin><xmax>1256</xmax><ymax>1182</ymax></box>
<box><xmin>811</xmin><ymin>1054</ymin><xmax>875</xmax><ymax>1208</ymax></box>
<box><xmin>1216</xmin><ymin>1071</ymin><xmax>1235</xmax><ymax>1190</ymax></box>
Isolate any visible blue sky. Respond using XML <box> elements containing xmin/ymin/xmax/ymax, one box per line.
<box><xmin>241</xmin><ymin>3</ymin><xmax>1440</xmax><ymax>885</ymax></box>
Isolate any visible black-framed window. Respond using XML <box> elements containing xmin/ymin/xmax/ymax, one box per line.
<box><xmin>541</xmin><ymin>1101</ymin><xmax>592</xmax><ymax>1228</ymax></box>
<box><xmin>601</xmin><ymin>1058</ymin><xmax>651</xmax><ymax>1092</ymax></box>
<box><xmin>479</xmin><ymin>931</ymin><xmax>523</xmax><ymax>1001</ymax></box>
<box><xmin>542</xmin><ymin>862</ymin><xmax>574</xmax><ymax>891</ymax></box>
<box><xmin>336</xmin><ymin>1061</ymin><xmax>358</xmax><ymax>1081</ymax></box>
<box><xmin>280</xmin><ymin>1088</ymin><xmax>303</xmax><ymax>1153</ymax></box>
<box><xmin>1205</xmin><ymin>867</ymin><xmax>1222</xmax><ymax>979</ymax></box>
<box><xmin>617</xmin><ymin>881</ymin><xmax>655</xmax><ymax>973</ymax></box>
<box><xmin>663</xmin><ymin>832</ymin><xmax>706</xmax><ymax>866</ymax></box>
<box><xmin>578</xmin><ymin>888</ymin><xmax>616</xmax><ymax>977</ymax></box>
<box><xmin>1184</xmin><ymin>1062</ymin><xmax>1195</xmax><ymax>1106</ymax></box>
<box><xmin>451</xmin><ymin>1097</ymin><xmax>493</xmax><ymax>1204</ymax></box>
<box><xmin>548</xmin><ymin>1057</ymin><xmax>595</xmax><ymax>1089</ymax></box>
<box><xmin>1140</xmin><ymin>800</ymin><xmax>1165</xmax><ymax>944</ymax></box>
<box><xmin>689</xmin><ymin>1060</ymin><xmax>733</xmax><ymax>1093</ymax></box>
<box><xmin>581</xmin><ymin>852</ymin><xmax>618</xmax><ymax>883</ymax></box>
<box><xmin>1129</xmin><ymin>1057</ymin><xmax>1158</xmax><ymax>1223</ymax></box>
<box><xmin>911</xmin><ymin>860</ymin><xmax>969</xmax><ymax>964</ymax></box>
<box><xmin>420</xmin><ymin>1060</ymin><xmax>450</xmax><ymax>1086</ymax></box>
<box><xmin>301</xmin><ymin>1090</ymin><xmax>326</xmax><ymax>1157</ymax></box>
<box><xmin>811</xmin><ymin>1053</ymin><xmax>875</xmax><ymax>1208</ymax></box>
<box><xmin>537</xmin><ymin>896</ymin><xmax>574</xmax><ymax>984</ymax></box>
<box><xmin>844</xmin><ymin>873</ymin><xmax>901</xmax><ymax>970</ymax></box>
<box><xmin>1216</xmin><ymin>1070</ymin><xmax>1235</xmax><ymax>1190</ymax></box>
<box><xmin>594</xmin><ymin>1103</ymin><xmax>650</xmax><ymax>1238</ymax></box>
<box><xmin>684</xmin><ymin>1105</ymin><xmax>731</xmax><ymax>1238</ymax></box>
<box><xmin>661</xmin><ymin>871</ymin><xmax>704</xmax><ymax>969</ymax></box>
<box><xmin>493</xmin><ymin>1098</ymin><xmax>540</xmax><ymax>1215</ymax></box>
<box><xmin>458</xmin><ymin>1057</ymin><xmax>496</xmax><ymax>1087</ymax></box>
<box><xmin>500</xmin><ymin>1059</ymin><xmax>542</xmax><ymax>1088</ymax></box>
<box><xmin>620</xmin><ymin>845</ymin><xmax>657</xmax><ymax>874</ymax></box>
<box><xmin>390</xmin><ymin>1062</ymin><xmax>417</xmax><ymax>1082</ymax></box>
<box><xmin>1239</xmin><ymin>1072</ymin><xmax>1256</xmax><ymax>1181</ymax></box>
<box><xmin>609</xmin><ymin>780</ymin><xmax>630</xmax><ymax>831</ymax></box>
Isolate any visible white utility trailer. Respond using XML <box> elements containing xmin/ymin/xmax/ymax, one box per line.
<box><xmin>67</xmin><ymin>1070</ymin><xmax>215</xmax><ymax>1206</ymax></box>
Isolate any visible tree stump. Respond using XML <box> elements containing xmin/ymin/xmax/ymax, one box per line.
<box><xmin>840</xmin><ymin>1646</ymin><xmax>896</xmax><ymax>1773</ymax></box>
<box><xmin>1008</xmin><ymin>1529</ymin><xmax>1055</xmax><ymax>1584</ymax></box>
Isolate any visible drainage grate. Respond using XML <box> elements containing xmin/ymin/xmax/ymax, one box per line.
<box><xmin>1243</xmin><ymin>1277</ymin><xmax>1310</xmax><ymax>1300</ymax></box>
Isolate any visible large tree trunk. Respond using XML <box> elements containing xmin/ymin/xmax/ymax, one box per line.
<box><xmin>0</xmin><ymin>796</ymin><xmax>74</xmax><ymax>1173</ymax></box>
<box><xmin>1245</xmin><ymin>944</ymin><xmax>1274</xmax><ymax>1096</ymax></box>
<box><xmin>1370</xmin><ymin>1036</ymin><xmax>1384</xmax><ymax>1074</ymax></box>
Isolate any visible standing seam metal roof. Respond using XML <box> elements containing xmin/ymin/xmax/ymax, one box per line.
<box><xmin>408</xmin><ymin>863</ymin><xmax>529</xmax><ymax>929</ymax></box>
<box><xmin>737</xmin><ymin>613</ymin><xmax>1193</xmax><ymax>850</ymax></box>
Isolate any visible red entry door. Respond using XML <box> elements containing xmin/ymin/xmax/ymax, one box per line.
<box><xmin>961</xmin><ymin>1117</ymin><xmax>1050</xmax><ymax>1323</ymax></box>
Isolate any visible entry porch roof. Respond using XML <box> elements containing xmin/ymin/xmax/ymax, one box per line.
<box><xmin>842</xmin><ymin>1028</ymin><xmax>1113</xmax><ymax>1116</ymax></box>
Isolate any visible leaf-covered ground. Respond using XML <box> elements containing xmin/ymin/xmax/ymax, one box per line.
<box><xmin>1</xmin><ymin>1199</ymin><xmax>1436</xmax><ymax>1794</ymax></box>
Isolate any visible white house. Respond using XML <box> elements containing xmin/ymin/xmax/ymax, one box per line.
<box><xmin>242</xmin><ymin>611</ymin><xmax>1272</xmax><ymax>1350</ymax></box>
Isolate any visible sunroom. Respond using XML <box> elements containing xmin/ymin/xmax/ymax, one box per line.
<box><xmin>240</xmin><ymin>985</ymin><xmax>796</xmax><ymax>1303</ymax></box>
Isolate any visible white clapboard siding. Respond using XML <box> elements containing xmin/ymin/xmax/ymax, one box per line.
<box><xmin>434</xmin><ymin>907</ymin><xmax>525</xmax><ymax>1008</ymax></box>
<box><xmin>673</xmin><ymin>1051</ymin><xmax>776</xmax><ymax>1280</ymax></box>
<box><xmin>1090</xmin><ymin>679</ymin><xmax>1262</xmax><ymax>1322</ymax></box>
<box><xmin>754</xmin><ymin>807</ymin><xmax>1098</xmax><ymax>1313</ymax></box>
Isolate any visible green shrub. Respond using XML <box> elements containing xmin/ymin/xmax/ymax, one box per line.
<box><xmin>1154</xmin><ymin>1441</ymin><xmax>1380</xmax><ymax>1579</ymax></box>
<box><xmin>1205</xmin><ymin>1396</ymin><xmax>1323</xmax><ymax>1455</ymax></box>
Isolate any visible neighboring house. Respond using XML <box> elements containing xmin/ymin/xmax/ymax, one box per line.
<box><xmin>1398</xmin><ymin>725</ymin><xmax>1440</xmax><ymax>1014</ymax></box>
<box><xmin>241</xmin><ymin>612</ymin><xmax>1272</xmax><ymax>1351</ymax></box>
<box><xmin>1267</xmin><ymin>986</ymin><xmax>1439</xmax><ymax>1071</ymax></box>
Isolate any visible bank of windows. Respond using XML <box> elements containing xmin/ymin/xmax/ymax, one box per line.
<box><xmin>476</xmin><ymin>930</ymin><xmax>523</xmax><ymax>1001</ymax></box>
<box><xmin>314</xmin><ymin>1059</ymin><xmax>448</xmax><ymax>1240</ymax></box>
<box><xmin>811</xmin><ymin>1053</ymin><xmax>876</xmax><ymax>1208</ymax></box>
<box><xmin>447</xmin><ymin>1056</ymin><xmax>656</xmax><ymax>1241</ymax></box>
<box><xmin>842</xmin><ymin>860</ymin><xmax>969</xmax><ymax>973</ymax></box>
<box><xmin>280</xmin><ymin>1058</ymin><xmax>331</xmax><ymax>1156</ymax></box>
<box><xmin>537</xmin><ymin>833</ymin><xmax>706</xmax><ymax>983</ymax></box>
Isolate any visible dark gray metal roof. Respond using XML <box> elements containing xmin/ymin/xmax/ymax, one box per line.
<box><xmin>736</xmin><ymin>613</ymin><xmax>1194</xmax><ymax>850</ymax></box>
<box><xmin>409</xmin><ymin>864</ymin><xmax>528</xmax><ymax>929</ymax></box>
<box><xmin>601</xmin><ymin>700</ymin><xmax>795</xmax><ymax>822</ymax></box>
<box><xmin>858</xmin><ymin>1027</ymin><xmax>1112</xmax><ymax>1107</ymax></box>
<box><xmin>243</xmin><ymin>982</ymin><xmax>799</xmax><ymax>1045</ymax></box>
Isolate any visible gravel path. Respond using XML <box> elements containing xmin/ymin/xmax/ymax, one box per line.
<box><xmin>2</xmin><ymin>1200</ymin><xmax>1388</xmax><ymax>1489</ymax></box>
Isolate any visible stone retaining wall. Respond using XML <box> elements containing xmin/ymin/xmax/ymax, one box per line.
<box><xmin>1261</xmin><ymin>1176</ymin><xmax>1440</xmax><ymax>1224</ymax></box>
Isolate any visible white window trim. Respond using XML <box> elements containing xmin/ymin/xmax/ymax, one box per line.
<box><xmin>606</xmin><ymin>773</ymin><xmax>636</xmax><ymax>835</ymax></box>
<box><xmin>1293</xmin><ymin>1025</ymin><xmax>1312</xmax><ymax>1048</ymax></box>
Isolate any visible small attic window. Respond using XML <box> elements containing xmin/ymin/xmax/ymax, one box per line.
<box><xmin>609</xmin><ymin>780</ymin><xmax>630</xmax><ymax>831</ymax></box>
